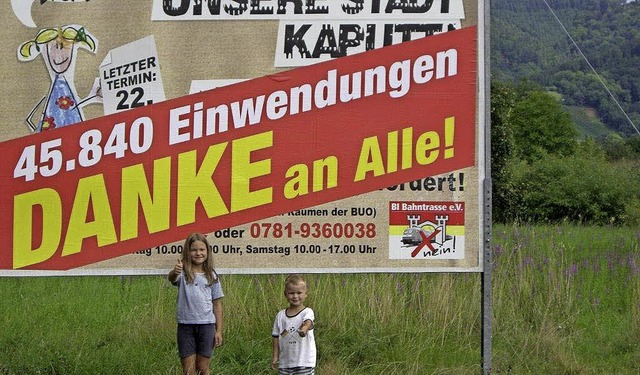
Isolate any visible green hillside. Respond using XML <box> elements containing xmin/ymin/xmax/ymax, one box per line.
<box><xmin>491</xmin><ymin>0</ymin><xmax>640</xmax><ymax>137</ymax></box>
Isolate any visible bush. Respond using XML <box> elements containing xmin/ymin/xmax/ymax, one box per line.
<box><xmin>506</xmin><ymin>152</ymin><xmax>640</xmax><ymax>225</ymax></box>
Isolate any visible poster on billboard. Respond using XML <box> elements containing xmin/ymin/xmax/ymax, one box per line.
<box><xmin>0</xmin><ymin>0</ymin><xmax>485</xmax><ymax>275</ymax></box>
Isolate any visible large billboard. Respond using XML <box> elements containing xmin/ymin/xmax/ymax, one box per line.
<box><xmin>0</xmin><ymin>0</ymin><xmax>485</xmax><ymax>275</ymax></box>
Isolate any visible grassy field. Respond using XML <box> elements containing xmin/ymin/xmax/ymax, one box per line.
<box><xmin>0</xmin><ymin>224</ymin><xmax>639</xmax><ymax>374</ymax></box>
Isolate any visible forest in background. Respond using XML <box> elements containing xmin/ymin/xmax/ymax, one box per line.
<box><xmin>491</xmin><ymin>0</ymin><xmax>640</xmax><ymax>137</ymax></box>
<box><xmin>490</xmin><ymin>0</ymin><xmax>640</xmax><ymax>226</ymax></box>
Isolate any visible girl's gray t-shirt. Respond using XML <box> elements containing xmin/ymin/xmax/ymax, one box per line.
<box><xmin>173</xmin><ymin>272</ymin><xmax>224</xmax><ymax>324</ymax></box>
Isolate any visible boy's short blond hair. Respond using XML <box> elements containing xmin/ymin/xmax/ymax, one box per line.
<box><xmin>284</xmin><ymin>274</ymin><xmax>307</xmax><ymax>290</ymax></box>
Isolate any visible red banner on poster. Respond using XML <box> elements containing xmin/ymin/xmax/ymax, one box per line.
<box><xmin>0</xmin><ymin>27</ymin><xmax>476</xmax><ymax>270</ymax></box>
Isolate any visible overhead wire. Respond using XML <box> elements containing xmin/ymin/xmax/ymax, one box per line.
<box><xmin>541</xmin><ymin>0</ymin><xmax>640</xmax><ymax>136</ymax></box>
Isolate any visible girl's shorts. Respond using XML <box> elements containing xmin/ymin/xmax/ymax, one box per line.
<box><xmin>177</xmin><ymin>323</ymin><xmax>215</xmax><ymax>358</ymax></box>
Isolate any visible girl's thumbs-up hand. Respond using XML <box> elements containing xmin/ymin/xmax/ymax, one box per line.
<box><xmin>173</xmin><ymin>258</ymin><xmax>183</xmax><ymax>274</ymax></box>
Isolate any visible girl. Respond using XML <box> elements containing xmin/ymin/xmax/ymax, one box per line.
<box><xmin>168</xmin><ymin>233</ymin><xmax>224</xmax><ymax>375</ymax></box>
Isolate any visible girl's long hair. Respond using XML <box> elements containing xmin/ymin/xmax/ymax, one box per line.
<box><xmin>181</xmin><ymin>233</ymin><xmax>219</xmax><ymax>286</ymax></box>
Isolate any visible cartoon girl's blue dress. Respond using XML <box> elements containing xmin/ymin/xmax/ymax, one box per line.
<box><xmin>39</xmin><ymin>74</ymin><xmax>83</xmax><ymax>132</ymax></box>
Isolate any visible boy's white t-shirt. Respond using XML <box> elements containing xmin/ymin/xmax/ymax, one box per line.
<box><xmin>272</xmin><ymin>307</ymin><xmax>316</xmax><ymax>369</ymax></box>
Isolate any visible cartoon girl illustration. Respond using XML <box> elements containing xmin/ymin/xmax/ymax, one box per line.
<box><xmin>18</xmin><ymin>25</ymin><xmax>100</xmax><ymax>132</ymax></box>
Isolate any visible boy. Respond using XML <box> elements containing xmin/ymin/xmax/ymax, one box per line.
<box><xmin>271</xmin><ymin>274</ymin><xmax>316</xmax><ymax>374</ymax></box>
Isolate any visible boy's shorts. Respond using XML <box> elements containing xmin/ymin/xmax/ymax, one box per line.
<box><xmin>279</xmin><ymin>367</ymin><xmax>315</xmax><ymax>375</ymax></box>
<box><xmin>177</xmin><ymin>323</ymin><xmax>215</xmax><ymax>358</ymax></box>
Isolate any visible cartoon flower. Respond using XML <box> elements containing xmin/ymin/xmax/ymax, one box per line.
<box><xmin>56</xmin><ymin>96</ymin><xmax>75</xmax><ymax>110</ymax></box>
<box><xmin>41</xmin><ymin>116</ymin><xmax>56</xmax><ymax>130</ymax></box>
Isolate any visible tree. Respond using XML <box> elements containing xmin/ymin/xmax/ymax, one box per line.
<box><xmin>491</xmin><ymin>82</ymin><xmax>578</xmax><ymax>222</ymax></box>
<box><xmin>490</xmin><ymin>81</ymin><xmax>518</xmax><ymax>222</ymax></box>
<box><xmin>510</xmin><ymin>91</ymin><xmax>578</xmax><ymax>163</ymax></box>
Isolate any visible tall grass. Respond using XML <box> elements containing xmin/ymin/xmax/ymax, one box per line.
<box><xmin>0</xmin><ymin>225</ymin><xmax>638</xmax><ymax>374</ymax></box>
<box><xmin>491</xmin><ymin>225</ymin><xmax>640</xmax><ymax>374</ymax></box>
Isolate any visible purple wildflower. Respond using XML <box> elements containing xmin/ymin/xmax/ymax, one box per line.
<box><xmin>564</xmin><ymin>264</ymin><xmax>579</xmax><ymax>277</ymax></box>
<box><xmin>627</xmin><ymin>255</ymin><xmax>638</xmax><ymax>275</ymax></box>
